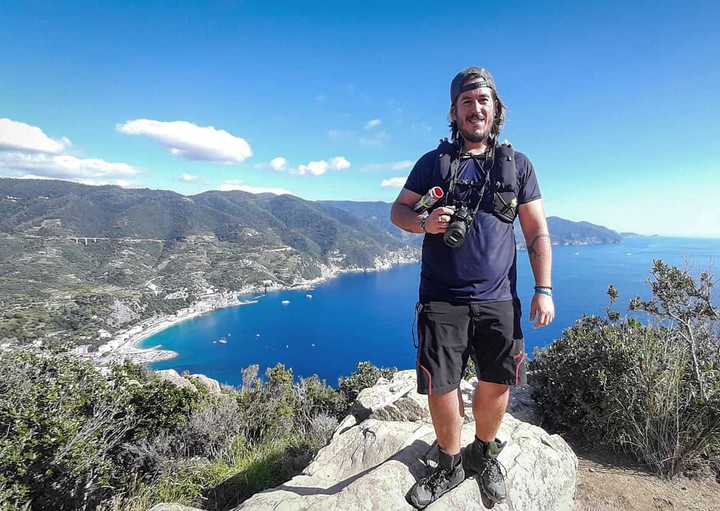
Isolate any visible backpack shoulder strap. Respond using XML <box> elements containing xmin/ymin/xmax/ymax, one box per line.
<box><xmin>436</xmin><ymin>138</ymin><xmax>459</xmax><ymax>182</ymax></box>
<box><xmin>492</xmin><ymin>140</ymin><xmax>519</xmax><ymax>223</ymax></box>
<box><xmin>494</xmin><ymin>140</ymin><xmax>516</xmax><ymax>190</ymax></box>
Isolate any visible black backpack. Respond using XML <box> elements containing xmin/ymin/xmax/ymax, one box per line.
<box><xmin>436</xmin><ymin>139</ymin><xmax>518</xmax><ymax>223</ymax></box>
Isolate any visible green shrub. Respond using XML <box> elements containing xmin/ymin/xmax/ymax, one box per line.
<box><xmin>236</xmin><ymin>364</ymin><xmax>298</xmax><ymax>444</ymax></box>
<box><xmin>531</xmin><ymin>260</ymin><xmax>720</xmax><ymax>477</ymax></box>
<box><xmin>295</xmin><ymin>375</ymin><xmax>346</xmax><ymax>423</ymax></box>
<box><xmin>338</xmin><ymin>361</ymin><xmax>397</xmax><ymax>403</ymax></box>
<box><xmin>530</xmin><ymin>315</ymin><xmax>644</xmax><ymax>441</ymax></box>
<box><xmin>0</xmin><ymin>349</ymin><xmax>399</xmax><ymax>509</ymax></box>
<box><xmin>0</xmin><ymin>352</ymin><xmax>206</xmax><ymax>510</ymax></box>
<box><xmin>0</xmin><ymin>347</ymin><xmax>136</xmax><ymax>510</ymax></box>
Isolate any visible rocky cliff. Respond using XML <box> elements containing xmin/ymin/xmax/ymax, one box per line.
<box><xmin>152</xmin><ymin>370</ymin><xmax>577</xmax><ymax>511</ymax></box>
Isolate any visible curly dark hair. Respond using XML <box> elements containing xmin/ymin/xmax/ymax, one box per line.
<box><xmin>448</xmin><ymin>90</ymin><xmax>507</xmax><ymax>147</ymax></box>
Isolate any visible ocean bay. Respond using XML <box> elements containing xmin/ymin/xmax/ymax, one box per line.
<box><xmin>143</xmin><ymin>237</ymin><xmax>720</xmax><ymax>387</ymax></box>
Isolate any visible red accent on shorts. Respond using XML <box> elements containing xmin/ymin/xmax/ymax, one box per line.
<box><xmin>514</xmin><ymin>351</ymin><xmax>525</xmax><ymax>385</ymax></box>
<box><xmin>419</xmin><ymin>364</ymin><xmax>433</xmax><ymax>396</ymax></box>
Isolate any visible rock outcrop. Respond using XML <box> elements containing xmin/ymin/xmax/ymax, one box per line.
<box><xmin>151</xmin><ymin>370</ymin><xmax>576</xmax><ymax>511</ymax></box>
<box><xmin>156</xmin><ymin>369</ymin><xmax>198</xmax><ymax>391</ymax></box>
<box><xmin>234</xmin><ymin>370</ymin><xmax>577</xmax><ymax>510</ymax></box>
<box><xmin>188</xmin><ymin>373</ymin><xmax>222</xmax><ymax>394</ymax></box>
<box><xmin>155</xmin><ymin>369</ymin><xmax>222</xmax><ymax>395</ymax></box>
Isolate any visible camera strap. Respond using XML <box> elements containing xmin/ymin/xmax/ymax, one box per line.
<box><xmin>446</xmin><ymin>153</ymin><xmax>492</xmax><ymax>220</ymax></box>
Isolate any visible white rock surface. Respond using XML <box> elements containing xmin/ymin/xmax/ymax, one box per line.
<box><xmin>189</xmin><ymin>373</ymin><xmax>222</xmax><ymax>394</ymax></box>
<box><xmin>236</xmin><ymin>370</ymin><xmax>577</xmax><ymax>511</ymax></box>
<box><xmin>155</xmin><ymin>369</ymin><xmax>199</xmax><ymax>391</ymax></box>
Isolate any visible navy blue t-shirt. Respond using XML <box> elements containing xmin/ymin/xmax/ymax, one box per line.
<box><xmin>404</xmin><ymin>148</ymin><xmax>541</xmax><ymax>303</ymax></box>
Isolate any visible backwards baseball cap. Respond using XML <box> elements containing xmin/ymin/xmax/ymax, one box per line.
<box><xmin>450</xmin><ymin>67</ymin><xmax>496</xmax><ymax>105</ymax></box>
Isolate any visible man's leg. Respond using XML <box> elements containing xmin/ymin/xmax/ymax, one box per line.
<box><xmin>407</xmin><ymin>387</ymin><xmax>466</xmax><ymax>508</ymax></box>
<box><xmin>464</xmin><ymin>299</ymin><xmax>520</xmax><ymax>504</ymax></box>
<box><xmin>408</xmin><ymin>302</ymin><xmax>469</xmax><ymax>508</ymax></box>
<box><xmin>428</xmin><ymin>387</ymin><xmax>465</xmax><ymax>454</ymax></box>
<box><xmin>464</xmin><ymin>381</ymin><xmax>510</xmax><ymax>504</ymax></box>
<box><xmin>472</xmin><ymin>381</ymin><xmax>509</xmax><ymax>442</ymax></box>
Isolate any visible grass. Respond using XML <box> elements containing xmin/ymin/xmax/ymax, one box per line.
<box><xmin>111</xmin><ymin>437</ymin><xmax>303</xmax><ymax>511</ymax></box>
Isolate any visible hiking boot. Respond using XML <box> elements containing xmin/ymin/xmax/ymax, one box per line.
<box><xmin>464</xmin><ymin>437</ymin><xmax>507</xmax><ymax>504</ymax></box>
<box><xmin>407</xmin><ymin>449</ymin><xmax>465</xmax><ymax>509</ymax></box>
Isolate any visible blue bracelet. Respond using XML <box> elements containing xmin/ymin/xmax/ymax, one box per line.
<box><xmin>534</xmin><ymin>288</ymin><xmax>553</xmax><ymax>297</ymax></box>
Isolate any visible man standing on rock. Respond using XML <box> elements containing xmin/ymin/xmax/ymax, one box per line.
<box><xmin>390</xmin><ymin>67</ymin><xmax>554</xmax><ymax>508</ymax></box>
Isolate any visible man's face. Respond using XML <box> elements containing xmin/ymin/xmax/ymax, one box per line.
<box><xmin>453</xmin><ymin>83</ymin><xmax>495</xmax><ymax>144</ymax></box>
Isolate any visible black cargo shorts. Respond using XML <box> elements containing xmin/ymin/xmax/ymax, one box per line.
<box><xmin>415</xmin><ymin>299</ymin><xmax>526</xmax><ymax>395</ymax></box>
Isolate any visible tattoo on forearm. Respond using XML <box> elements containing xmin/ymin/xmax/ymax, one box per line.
<box><xmin>528</xmin><ymin>233</ymin><xmax>551</xmax><ymax>258</ymax></box>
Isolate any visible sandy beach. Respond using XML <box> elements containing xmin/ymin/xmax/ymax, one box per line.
<box><xmin>93</xmin><ymin>291</ymin><xmax>256</xmax><ymax>367</ymax></box>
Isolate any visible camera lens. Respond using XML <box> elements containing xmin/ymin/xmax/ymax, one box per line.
<box><xmin>443</xmin><ymin>220</ymin><xmax>467</xmax><ymax>247</ymax></box>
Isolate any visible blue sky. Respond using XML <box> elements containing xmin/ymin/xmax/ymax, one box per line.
<box><xmin>1</xmin><ymin>1</ymin><xmax>719</xmax><ymax>236</ymax></box>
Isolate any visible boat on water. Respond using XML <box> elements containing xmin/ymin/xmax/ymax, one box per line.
<box><xmin>281</xmin><ymin>300</ymin><xmax>290</xmax><ymax>305</ymax></box>
<box><xmin>218</xmin><ymin>338</ymin><xmax>227</xmax><ymax>344</ymax></box>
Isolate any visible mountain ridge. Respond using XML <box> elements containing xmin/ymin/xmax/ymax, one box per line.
<box><xmin>2</xmin><ymin>179</ymin><xmax>623</xmax><ymax>247</ymax></box>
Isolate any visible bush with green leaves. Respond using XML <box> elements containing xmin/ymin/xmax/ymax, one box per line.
<box><xmin>0</xmin><ymin>352</ymin><xmax>207</xmax><ymax>510</ymax></box>
<box><xmin>0</xmin><ymin>347</ymin><xmax>135</xmax><ymax>510</ymax></box>
<box><xmin>338</xmin><ymin>361</ymin><xmax>397</xmax><ymax>403</ymax></box>
<box><xmin>531</xmin><ymin>260</ymin><xmax>720</xmax><ymax>477</ymax></box>
<box><xmin>0</xmin><ymin>344</ymin><xmax>398</xmax><ymax>510</ymax></box>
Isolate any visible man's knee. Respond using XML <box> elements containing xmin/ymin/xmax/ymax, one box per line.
<box><xmin>473</xmin><ymin>381</ymin><xmax>510</xmax><ymax>402</ymax></box>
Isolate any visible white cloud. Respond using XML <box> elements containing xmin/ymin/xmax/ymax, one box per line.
<box><xmin>219</xmin><ymin>179</ymin><xmax>291</xmax><ymax>195</ymax></box>
<box><xmin>117</xmin><ymin>119</ymin><xmax>252</xmax><ymax>163</ymax></box>
<box><xmin>255</xmin><ymin>156</ymin><xmax>350</xmax><ymax>176</ymax></box>
<box><xmin>269</xmin><ymin>157</ymin><xmax>288</xmax><ymax>171</ymax></box>
<box><xmin>0</xmin><ymin>152</ymin><xmax>142</xmax><ymax>181</ymax></box>
<box><xmin>362</xmin><ymin>160</ymin><xmax>414</xmax><ymax>172</ymax></box>
<box><xmin>329</xmin><ymin>156</ymin><xmax>351</xmax><ymax>170</ymax></box>
<box><xmin>0</xmin><ymin>118</ymin><xmax>71</xmax><ymax>153</ymax></box>
<box><xmin>364</xmin><ymin>119</ymin><xmax>382</xmax><ymax>130</ymax></box>
<box><xmin>0</xmin><ymin>118</ymin><xmax>142</xmax><ymax>187</ymax></box>
<box><xmin>381</xmin><ymin>177</ymin><xmax>406</xmax><ymax>188</ymax></box>
<box><xmin>180</xmin><ymin>173</ymin><xmax>201</xmax><ymax>182</ymax></box>
<box><xmin>296</xmin><ymin>161</ymin><xmax>329</xmax><ymax>176</ymax></box>
<box><xmin>295</xmin><ymin>156</ymin><xmax>350</xmax><ymax>176</ymax></box>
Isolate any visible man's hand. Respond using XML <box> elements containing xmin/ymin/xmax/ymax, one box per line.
<box><xmin>423</xmin><ymin>206</ymin><xmax>456</xmax><ymax>234</ymax></box>
<box><xmin>529</xmin><ymin>293</ymin><xmax>554</xmax><ymax>328</ymax></box>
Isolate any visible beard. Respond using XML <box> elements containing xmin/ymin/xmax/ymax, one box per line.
<box><xmin>457</xmin><ymin>114</ymin><xmax>494</xmax><ymax>143</ymax></box>
<box><xmin>459</xmin><ymin>126</ymin><xmax>490</xmax><ymax>143</ymax></box>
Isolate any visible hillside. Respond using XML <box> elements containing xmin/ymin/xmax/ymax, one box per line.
<box><xmin>546</xmin><ymin>216</ymin><xmax>621</xmax><ymax>245</ymax></box>
<box><xmin>1</xmin><ymin>178</ymin><xmax>622</xmax><ymax>349</ymax></box>
<box><xmin>0</xmin><ymin>179</ymin><xmax>412</xmax><ymax>347</ymax></box>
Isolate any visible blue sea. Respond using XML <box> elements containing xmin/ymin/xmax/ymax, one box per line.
<box><xmin>143</xmin><ymin>237</ymin><xmax>720</xmax><ymax>387</ymax></box>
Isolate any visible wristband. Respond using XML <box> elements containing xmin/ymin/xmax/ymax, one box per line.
<box><xmin>534</xmin><ymin>288</ymin><xmax>553</xmax><ymax>297</ymax></box>
<box><xmin>417</xmin><ymin>212</ymin><xmax>429</xmax><ymax>233</ymax></box>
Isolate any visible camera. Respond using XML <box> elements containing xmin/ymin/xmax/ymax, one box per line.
<box><xmin>443</xmin><ymin>204</ymin><xmax>474</xmax><ymax>248</ymax></box>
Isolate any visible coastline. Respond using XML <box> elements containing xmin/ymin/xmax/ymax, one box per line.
<box><xmin>93</xmin><ymin>291</ymin><xmax>244</xmax><ymax>367</ymax></box>
<box><xmin>93</xmin><ymin>250</ymin><xmax>419</xmax><ymax>367</ymax></box>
